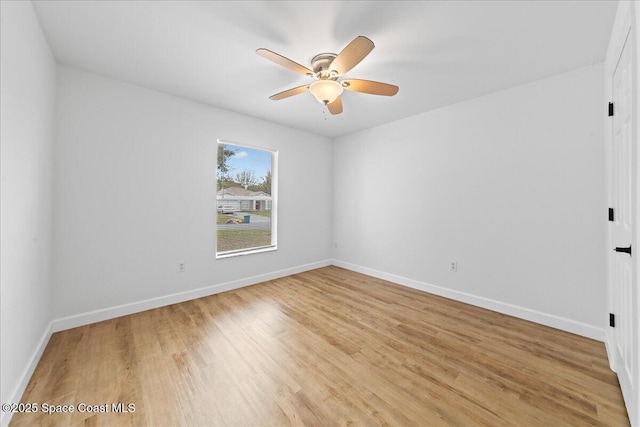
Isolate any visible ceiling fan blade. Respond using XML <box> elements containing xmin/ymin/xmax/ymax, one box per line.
<box><xmin>342</xmin><ymin>79</ymin><xmax>399</xmax><ymax>96</ymax></box>
<box><xmin>330</xmin><ymin>36</ymin><xmax>375</xmax><ymax>76</ymax></box>
<box><xmin>269</xmin><ymin>85</ymin><xmax>309</xmax><ymax>100</ymax></box>
<box><xmin>327</xmin><ymin>96</ymin><xmax>343</xmax><ymax>115</ymax></box>
<box><xmin>256</xmin><ymin>48</ymin><xmax>313</xmax><ymax>75</ymax></box>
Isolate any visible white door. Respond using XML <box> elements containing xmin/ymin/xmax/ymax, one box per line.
<box><xmin>610</xmin><ymin>24</ymin><xmax>638</xmax><ymax>426</ymax></box>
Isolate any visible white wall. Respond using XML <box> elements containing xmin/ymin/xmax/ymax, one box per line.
<box><xmin>0</xmin><ymin>0</ymin><xmax>57</xmax><ymax>420</ymax></box>
<box><xmin>333</xmin><ymin>64</ymin><xmax>606</xmax><ymax>338</ymax></box>
<box><xmin>53</xmin><ymin>65</ymin><xmax>333</xmax><ymax>320</ymax></box>
<box><xmin>0</xmin><ymin>4</ymin><xmax>611</xmax><ymax>423</ymax></box>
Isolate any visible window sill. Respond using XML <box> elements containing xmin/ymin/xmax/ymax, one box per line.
<box><xmin>216</xmin><ymin>245</ymin><xmax>277</xmax><ymax>259</ymax></box>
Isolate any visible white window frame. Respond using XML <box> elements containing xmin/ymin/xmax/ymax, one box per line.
<box><xmin>216</xmin><ymin>138</ymin><xmax>278</xmax><ymax>258</ymax></box>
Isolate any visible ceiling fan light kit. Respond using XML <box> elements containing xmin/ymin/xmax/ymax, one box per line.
<box><xmin>309</xmin><ymin>80</ymin><xmax>343</xmax><ymax>104</ymax></box>
<box><xmin>256</xmin><ymin>36</ymin><xmax>399</xmax><ymax>115</ymax></box>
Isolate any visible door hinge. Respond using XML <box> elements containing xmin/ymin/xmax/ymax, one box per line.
<box><xmin>614</xmin><ymin>244</ymin><xmax>632</xmax><ymax>256</ymax></box>
<box><xmin>609</xmin><ymin>208</ymin><xmax>615</xmax><ymax>222</ymax></box>
<box><xmin>608</xmin><ymin>102</ymin><xmax>614</xmax><ymax>117</ymax></box>
<box><xmin>610</xmin><ymin>313</ymin><xmax>615</xmax><ymax>328</ymax></box>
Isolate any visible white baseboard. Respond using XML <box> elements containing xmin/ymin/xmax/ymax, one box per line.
<box><xmin>332</xmin><ymin>259</ymin><xmax>605</xmax><ymax>342</ymax></box>
<box><xmin>52</xmin><ymin>259</ymin><xmax>332</xmax><ymax>332</ymax></box>
<box><xmin>53</xmin><ymin>258</ymin><xmax>604</xmax><ymax>339</ymax></box>
<box><xmin>604</xmin><ymin>329</ymin><xmax>617</xmax><ymax>372</ymax></box>
<box><xmin>1</xmin><ymin>322</ymin><xmax>53</xmax><ymax>427</ymax></box>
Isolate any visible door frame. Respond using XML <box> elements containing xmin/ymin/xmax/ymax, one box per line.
<box><xmin>604</xmin><ymin>2</ymin><xmax>639</xmax><ymax>426</ymax></box>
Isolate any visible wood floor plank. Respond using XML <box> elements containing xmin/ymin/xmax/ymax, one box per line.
<box><xmin>10</xmin><ymin>266</ymin><xmax>630</xmax><ymax>426</ymax></box>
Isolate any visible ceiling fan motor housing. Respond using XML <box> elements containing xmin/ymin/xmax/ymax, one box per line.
<box><xmin>311</xmin><ymin>53</ymin><xmax>339</xmax><ymax>80</ymax></box>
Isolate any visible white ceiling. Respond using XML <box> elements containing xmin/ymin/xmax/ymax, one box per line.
<box><xmin>32</xmin><ymin>1</ymin><xmax>617</xmax><ymax>138</ymax></box>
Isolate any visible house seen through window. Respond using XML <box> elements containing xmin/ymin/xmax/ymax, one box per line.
<box><xmin>216</xmin><ymin>140</ymin><xmax>276</xmax><ymax>257</ymax></box>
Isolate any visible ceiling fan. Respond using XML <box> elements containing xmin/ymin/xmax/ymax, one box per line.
<box><xmin>256</xmin><ymin>36</ymin><xmax>399</xmax><ymax>115</ymax></box>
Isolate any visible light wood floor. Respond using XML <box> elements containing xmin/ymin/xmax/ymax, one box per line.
<box><xmin>11</xmin><ymin>266</ymin><xmax>629</xmax><ymax>426</ymax></box>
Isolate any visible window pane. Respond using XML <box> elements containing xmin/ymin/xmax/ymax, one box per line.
<box><xmin>216</xmin><ymin>141</ymin><xmax>276</xmax><ymax>256</ymax></box>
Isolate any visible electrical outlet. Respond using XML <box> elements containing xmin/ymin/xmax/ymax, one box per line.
<box><xmin>449</xmin><ymin>261</ymin><xmax>457</xmax><ymax>272</ymax></box>
<box><xmin>178</xmin><ymin>262</ymin><xmax>185</xmax><ymax>273</ymax></box>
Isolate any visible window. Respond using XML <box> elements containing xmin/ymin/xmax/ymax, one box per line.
<box><xmin>216</xmin><ymin>139</ymin><xmax>277</xmax><ymax>257</ymax></box>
